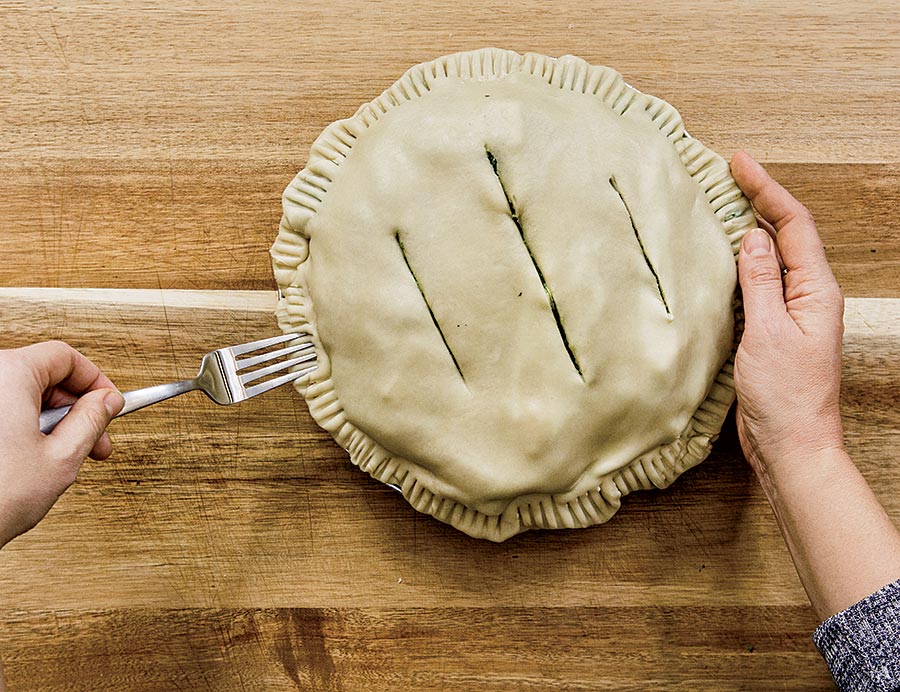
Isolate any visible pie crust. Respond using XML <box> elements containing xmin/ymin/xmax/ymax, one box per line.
<box><xmin>271</xmin><ymin>48</ymin><xmax>755</xmax><ymax>541</ymax></box>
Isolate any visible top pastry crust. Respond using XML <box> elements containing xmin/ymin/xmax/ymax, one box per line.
<box><xmin>271</xmin><ymin>48</ymin><xmax>755</xmax><ymax>541</ymax></box>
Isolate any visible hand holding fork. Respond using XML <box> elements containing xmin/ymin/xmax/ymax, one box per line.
<box><xmin>39</xmin><ymin>333</ymin><xmax>316</xmax><ymax>433</ymax></box>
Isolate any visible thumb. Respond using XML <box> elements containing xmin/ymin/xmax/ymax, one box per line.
<box><xmin>738</xmin><ymin>228</ymin><xmax>789</xmax><ymax>329</ymax></box>
<box><xmin>48</xmin><ymin>389</ymin><xmax>124</xmax><ymax>466</ymax></box>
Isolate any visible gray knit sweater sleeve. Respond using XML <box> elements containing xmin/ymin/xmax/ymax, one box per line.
<box><xmin>813</xmin><ymin>579</ymin><xmax>900</xmax><ymax>692</ymax></box>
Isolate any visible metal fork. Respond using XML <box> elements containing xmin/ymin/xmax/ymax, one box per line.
<box><xmin>39</xmin><ymin>333</ymin><xmax>316</xmax><ymax>434</ymax></box>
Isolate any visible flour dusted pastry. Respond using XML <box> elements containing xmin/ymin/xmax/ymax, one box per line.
<box><xmin>271</xmin><ymin>48</ymin><xmax>755</xmax><ymax>541</ymax></box>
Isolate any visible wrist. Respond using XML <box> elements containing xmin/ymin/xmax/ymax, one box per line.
<box><xmin>754</xmin><ymin>443</ymin><xmax>851</xmax><ymax>500</ymax></box>
<box><xmin>745</xmin><ymin>407</ymin><xmax>845</xmax><ymax>482</ymax></box>
<box><xmin>750</xmin><ymin>444</ymin><xmax>900</xmax><ymax>620</ymax></box>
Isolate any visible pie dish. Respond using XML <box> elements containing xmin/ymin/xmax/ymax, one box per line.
<box><xmin>271</xmin><ymin>48</ymin><xmax>755</xmax><ymax>541</ymax></box>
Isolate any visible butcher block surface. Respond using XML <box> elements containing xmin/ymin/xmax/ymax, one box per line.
<box><xmin>0</xmin><ymin>2</ymin><xmax>898</xmax><ymax>690</ymax></box>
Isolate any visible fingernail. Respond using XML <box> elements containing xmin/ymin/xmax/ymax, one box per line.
<box><xmin>743</xmin><ymin>228</ymin><xmax>772</xmax><ymax>256</ymax></box>
<box><xmin>104</xmin><ymin>391</ymin><xmax>125</xmax><ymax>417</ymax></box>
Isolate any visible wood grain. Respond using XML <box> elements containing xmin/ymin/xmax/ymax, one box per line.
<box><xmin>0</xmin><ymin>607</ymin><xmax>831</xmax><ymax>691</ymax></box>
<box><xmin>0</xmin><ymin>1</ymin><xmax>897</xmax><ymax>295</ymax></box>
<box><xmin>0</xmin><ymin>289</ymin><xmax>896</xmax><ymax>690</ymax></box>
<box><xmin>1</xmin><ymin>0</ymin><xmax>898</xmax><ymax>689</ymax></box>
<box><xmin>0</xmin><ymin>160</ymin><xmax>897</xmax><ymax>295</ymax></box>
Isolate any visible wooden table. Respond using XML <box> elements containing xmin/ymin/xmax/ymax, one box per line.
<box><xmin>1</xmin><ymin>2</ymin><xmax>897</xmax><ymax>689</ymax></box>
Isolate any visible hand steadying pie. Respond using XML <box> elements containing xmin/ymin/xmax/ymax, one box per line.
<box><xmin>728</xmin><ymin>153</ymin><xmax>900</xmax><ymax>670</ymax></box>
<box><xmin>730</xmin><ymin>151</ymin><xmax>845</xmax><ymax>482</ymax></box>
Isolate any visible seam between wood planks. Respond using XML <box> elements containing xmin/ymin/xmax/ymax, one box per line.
<box><xmin>0</xmin><ymin>287</ymin><xmax>279</xmax><ymax>312</ymax></box>
<box><xmin>0</xmin><ymin>289</ymin><xmax>895</xmax><ymax>337</ymax></box>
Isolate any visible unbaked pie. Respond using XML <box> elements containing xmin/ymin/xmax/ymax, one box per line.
<box><xmin>271</xmin><ymin>48</ymin><xmax>754</xmax><ymax>541</ymax></box>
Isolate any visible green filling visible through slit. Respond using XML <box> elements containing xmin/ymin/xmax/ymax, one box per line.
<box><xmin>486</xmin><ymin>147</ymin><xmax>584</xmax><ymax>379</ymax></box>
<box><xmin>395</xmin><ymin>231</ymin><xmax>466</xmax><ymax>382</ymax></box>
<box><xmin>609</xmin><ymin>175</ymin><xmax>672</xmax><ymax>319</ymax></box>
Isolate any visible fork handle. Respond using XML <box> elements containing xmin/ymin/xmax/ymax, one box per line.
<box><xmin>39</xmin><ymin>379</ymin><xmax>199</xmax><ymax>434</ymax></box>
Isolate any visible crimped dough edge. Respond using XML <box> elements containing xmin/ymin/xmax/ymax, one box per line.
<box><xmin>271</xmin><ymin>48</ymin><xmax>755</xmax><ymax>542</ymax></box>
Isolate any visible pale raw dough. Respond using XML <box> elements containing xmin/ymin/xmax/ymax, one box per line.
<box><xmin>271</xmin><ymin>48</ymin><xmax>755</xmax><ymax>541</ymax></box>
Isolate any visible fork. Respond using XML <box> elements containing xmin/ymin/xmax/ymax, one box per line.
<box><xmin>39</xmin><ymin>333</ymin><xmax>316</xmax><ymax>434</ymax></box>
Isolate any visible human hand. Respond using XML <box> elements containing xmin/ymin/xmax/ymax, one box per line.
<box><xmin>0</xmin><ymin>341</ymin><xmax>124</xmax><ymax>548</ymax></box>
<box><xmin>729</xmin><ymin>153</ymin><xmax>900</xmax><ymax>622</ymax></box>
<box><xmin>730</xmin><ymin>152</ymin><xmax>845</xmax><ymax>481</ymax></box>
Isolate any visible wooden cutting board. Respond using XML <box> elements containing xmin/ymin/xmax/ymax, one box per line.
<box><xmin>0</xmin><ymin>2</ymin><xmax>897</xmax><ymax>690</ymax></box>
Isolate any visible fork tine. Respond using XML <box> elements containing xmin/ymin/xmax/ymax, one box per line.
<box><xmin>229</xmin><ymin>332</ymin><xmax>306</xmax><ymax>356</ymax></box>
<box><xmin>244</xmin><ymin>364</ymin><xmax>317</xmax><ymax>398</ymax></box>
<box><xmin>235</xmin><ymin>341</ymin><xmax>314</xmax><ymax>370</ymax></box>
<box><xmin>240</xmin><ymin>352</ymin><xmax>317</xmax><ymax>384</ymax></box>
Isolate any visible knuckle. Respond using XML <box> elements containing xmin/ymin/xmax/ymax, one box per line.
<box><xmin>745</xmin><ymin>261</ymin><xmax>781</xmax><ymax>286</ymax></box>
<box><xmin>44</xmin><ymin>339</ymin><xmax>72</xmax><ymax>355</ymax></box>
<box><xmin>25</xmin><ymin>339</ymin><xmax>73</xmax><ymax>367</ymax></box>
<box><xmin>55</xmin><ymin>458</ymin><xmax>82</xmax><ymax>489</ymax></box>
<box><xmin>84</xmin><ymin>406</ymin><xmax>108</xmax><ymax>437</ymax></box>
<box><xmin>818</xmin><ymin>282</ymin><xmax>845</xmax><ymax>314</ymax></box>
<box><xmin>795</xmin><ymin>204</ymin><xmax>816</xmax><ymax>226</ymax></box>
<box><xmin>783</xmin><ymin>201</ymin><xmax>816</xmax><ymax>229</ymax></box>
